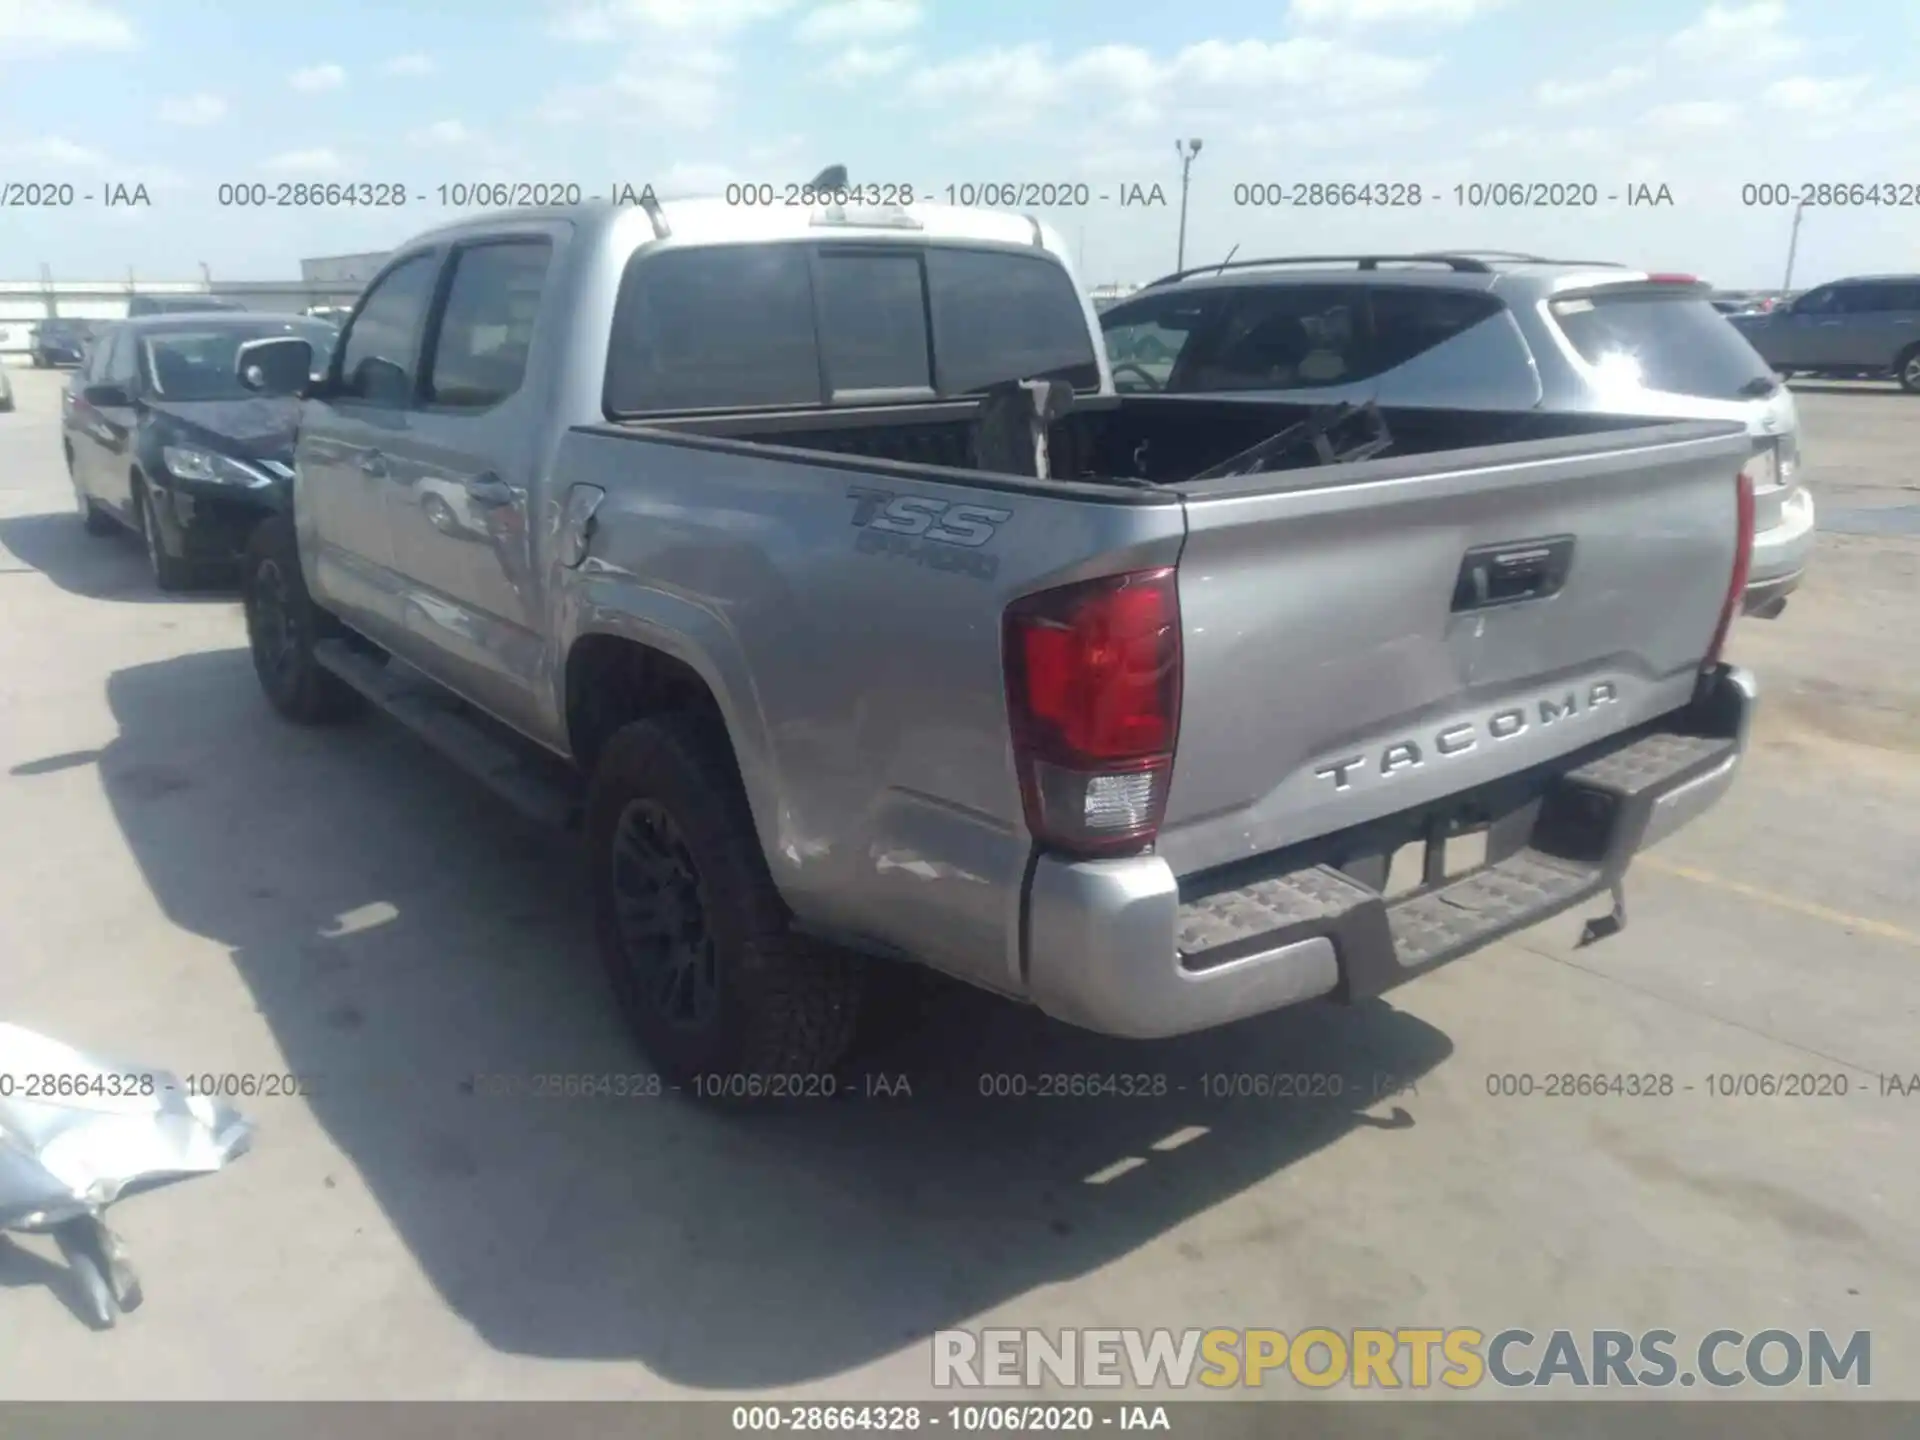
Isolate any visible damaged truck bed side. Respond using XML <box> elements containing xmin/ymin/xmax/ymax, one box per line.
<box><xmin>232</xmin><ymin>192</ymin><xmax>1759</xmax><ymax>1087</ymax></box>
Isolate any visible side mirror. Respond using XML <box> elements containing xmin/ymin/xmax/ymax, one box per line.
<box><xmin>82</xmin><ymin>383</ymin><xmax>131</xmax><ymax>408</ymax></box>
<box><xmin>349</xmin><ymin>355</ymin><xmax>410</xmax><ymax>406</ymax></box>
<box><xmin>236</xmin><ymin>336</ymin><xmax>315</xmax><ymax>397</ymax></box>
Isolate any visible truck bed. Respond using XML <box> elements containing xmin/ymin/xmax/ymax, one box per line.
<box><xmin>626</xmin><ymin>393</ymin><xmax>1668</xmax><ymax>492</ymax></box>
<box><xmin>558</xmin><ymin>394</ymin><xmax>1751</xmax><ymax>1001</ymax></box>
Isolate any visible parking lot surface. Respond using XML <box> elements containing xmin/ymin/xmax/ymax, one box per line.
<box><xmin>1</xmin><ymin>363</ymin><xmax>1917</xmax><ymax>1400</ymax></box>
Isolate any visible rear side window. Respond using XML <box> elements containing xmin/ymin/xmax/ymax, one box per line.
<box><xmin>605</xmin><ymin>244</ymin><xmax>821</xmax><ymax>413</ymax></box>
<box><xmin>1551</xmin><ymin>290</ymin><xmax>1775</xmax><ymax>399</ymax></box>
<box><xmin>924</xmin><ymin>248</ymin><xmax>1100</xmax><ymax>394</ymax></box>
<box><xmin>1365</xmin><ymin>288</ymin><xmax>1505</xmax><ymax>371</ymax></box>
<box><xmin>424</xmin><ymin>239</ymin><xmax>553</xmax><ymax>409</ymax></box>
<box><xmin>816</xmin><ymin>250</ymin><xmax>931</xmax><ymax>396</ymax></box>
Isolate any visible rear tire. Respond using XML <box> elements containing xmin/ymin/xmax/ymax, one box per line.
<box><xmin>241</xmin><ymin>515</ymin><xmax>364</xmax><ymax>724</ymax></box>
<box><xmin>1897</xmin><ymin>346</ymin><xmax>1920</xmax><ymax>394</ymax></box>
<box><xmin>586</xmin><ymin>715</ymin><xmax>862</xmax><ymax>1094</ymax></box>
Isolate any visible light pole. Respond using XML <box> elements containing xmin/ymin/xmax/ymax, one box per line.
<box><xmin>1782</xmin><ymin>198</ymin><xmax>1807</xmax><ymax>293</ymax></box>
<box><xmin>1175</xmin><ymin>138</ymin><xmax>1203</xmax><ymax>272</ymax></box>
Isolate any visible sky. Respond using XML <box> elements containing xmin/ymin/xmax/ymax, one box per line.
<box><xmin>1</xmin><ymin>0</ymin><xmax>1916</xmax><ymax>289</ymax></box>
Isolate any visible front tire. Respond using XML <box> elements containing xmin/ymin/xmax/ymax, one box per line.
<box><xmin>241</xmin><ymin>515</ymin><xmax>364</xmax><ymax>724</ymax></box>
<box><xmin>134</xmin><ymin>476</ymin><xmax>194</xmax><ymax>590</ymax></box>
<box><xmin>1897</xmin><ymin>346</ymin><xmax>1920</xmax><ymax>395</ymax></box>
<box><xmin>586</xmin><ymin>716</ymin><xmax>862</xmax><ymax>1093</ymax></box>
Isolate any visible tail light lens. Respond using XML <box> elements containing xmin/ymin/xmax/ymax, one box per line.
<box><xmin>1003</xmin><ymin>567</ymin><xmax>1182</xmax><ymax>857</ymax></box>
<box><xmin>1703</xmin><ymin>466</ymin><xmax>1756</xmax><ymax>672</ymax></box>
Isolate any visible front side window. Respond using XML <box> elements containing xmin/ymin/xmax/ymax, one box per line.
<box><xmin>605</xmin><ymin>243</ymin><xmax>821</xmax><ymax>414</ymax></box>
<box><xmin>424</xmin><ymin>239</ymin><xmax>553</xmax><ymax>408</ymax></box>
<box><xmin>337</xmin><ymin>251</ymin><xmax>441</xmax><ymax>406</ymax></box>
<box><xmin>1101</xmin><ymin>295</ymin><xmax>1212</xmax><ymax>393</ymax></box>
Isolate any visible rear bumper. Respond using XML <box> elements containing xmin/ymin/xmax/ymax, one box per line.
<box><xmin>1744</xmin><ymin>484</ymin><xmax>1814</xmax><ymax>615</ymax></box>
<box><xmin>1023</xmin><ymin>665</ymin><xmax>1757</xmax><ymax>1039</ymax></box>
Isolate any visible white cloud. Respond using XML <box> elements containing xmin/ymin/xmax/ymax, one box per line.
<box><xmin>0</xmin><ymin>135</ymin><xmax>109</xmax><ymax>167</ymax></box>
<box><xmin>1644</xmin><ymin>99</ymin><xmax>1740</xmax><ymax>131</ymax></box>
<box><xmin>547</xmin><ymin>0</ymin><xmax>794</xmax><ymax>128</ymax></box>
<box><xmin>1535</xmin><ymin>63</ymin><xmax>1653</xmax><ymax>106</ymax></box>
<box><xmin>1474</xmin><ymin>124</ymin><xmax>1617</xmax><ymax>158</ymax></box>
<box><xmin>289</xmin><ymin>63</ymin><xmax>346</xmax><ymax>92</ymax></box>
<box><xmin>551</xmin><ymin>0</ymin><xmax>793</xmax><ymax>40</ymax></box>
<box><xmin>0</xmin><ymin>0</ymin><xmax>135</xmax><ymax>54</ymax></box>
<box><xmin>824</xmin><ymin>44</ymin><xmax>912</xmax><ymax>83</ymax></box>
<box><xmin>795</xmin><ymin>0</ymin><xmax>920</xmax><ymax>44</ymax></box>
<box><xmin>262</xmin><ymin>147</ymin><xmax>347</xmax><ymax>174</ymax></box>
<box><xmin>383</xmin><ymin>52</ymin><xmax>436</xmax><ymax>75</ymax></box>
<box><xmin>746</xmin><ymin>134</ymin><xmax>807</xmax><ymax>166</ymax></box>
<box><xmin>1669</xmin><ymin>2</ymin><xmax>1800</xmax><ymax>66</ymax></box>
<box><xmin>1764</xmin><ymin>74</ymin><xmax>1872</xmax><ymax>113</ymax></box>
<box><xmin>906</xmin><ymin>38</ymin><xmax>1432</xmax><ymax>138</ymax></box>
<box><xmin>409</xmin><ymin>119</ymin><xmax>472</xmax><ymax>145</ymax></box>
<box><xmin>1290</xmin><ymin>0</ymin><xmax>1508</xmax><ymax>25</ymax></box>
<box><xmin>159</xmin><ymin>92</ymin><xmax>227</xmax><ymax>126</ymax></box>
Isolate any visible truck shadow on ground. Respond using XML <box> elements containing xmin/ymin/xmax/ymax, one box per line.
<box><xmin>82</xmin><ymin>647</ymin><xmax>1454</xmax><ymax>1388</ymax></box>
<box><xmin>0</xmin><ymin>512</ymin><xmax>233</xmax><ymax>603</ymax></box>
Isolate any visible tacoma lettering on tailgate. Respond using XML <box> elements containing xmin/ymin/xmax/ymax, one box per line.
<box><xmin>1314</xmin><ymin>681</ymin><xmax>1620</xmax><ymax>792</ymax></box>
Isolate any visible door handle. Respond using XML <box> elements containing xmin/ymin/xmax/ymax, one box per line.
<box><xmin>359</xmin><ymin>451</ymin><xmax>388</xmax><ymax>477</ymax></box>
<box><xmin>465</xmin><ymin>474</ymin><xmax>514</xmax><ymax>506</ymax></box>
<box><xmin>1451</xmin><ymin>535</ymin><xmax>1576</xmax><ymax>613</ymax></box>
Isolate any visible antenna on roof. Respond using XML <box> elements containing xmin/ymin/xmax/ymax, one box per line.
<box><xmin>810</xmin><ymin>164</ymin><xmax>848</xmax><ymax>191</ymax></box>
<box><xmin>1211</xmin><ymin>244</ymin><xmax>1241</xmax><ymax>276</ymax></box>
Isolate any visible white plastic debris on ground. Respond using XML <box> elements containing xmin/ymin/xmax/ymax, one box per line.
<box><xmin>0</xmin><ymin>1022</ymin><xmax>253</xmax><ymax>1328</ymax></box>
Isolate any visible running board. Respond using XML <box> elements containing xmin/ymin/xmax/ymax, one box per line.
<box><xmin>311</xmin><ymin>639</ymin><xmax>580</xmax><ymax>832</ymax></box>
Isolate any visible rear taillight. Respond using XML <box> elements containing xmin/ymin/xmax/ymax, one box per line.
<box><xmin>1703</xmin><ymin>466</ymin><xmax>1756</xmax><ymax>672</ymax></box>
<box><xmin>1003</xmin><ymin>567</ymin><xmax>1182</xmax><ymax>857</ymax></box>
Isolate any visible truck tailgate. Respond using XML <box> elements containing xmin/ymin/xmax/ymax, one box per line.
<box><xmin>1157</xmin><ymin>421</ymin><xmax>1753</xmax><ymax>879</ymax></box>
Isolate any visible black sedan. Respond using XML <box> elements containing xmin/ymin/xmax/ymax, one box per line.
<box><xmin>30</xmin><ymin>320</ymin><xmax>92</xmax><ymax>367</ymax></box>
<box><xmin>64</xmin><ymin>313</ymin><xmax>337</xmax><ymax>589</ymax></box>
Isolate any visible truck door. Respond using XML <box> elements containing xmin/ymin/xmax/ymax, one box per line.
<box><xmin>379</xmin><ymin>229</ymin><xmax>561</xmax><ymax>738</ymax></box>
<box><xmin>293</xmin><ymin>248</ymin><xmax>444</xmax><ymax>647</ymax></box>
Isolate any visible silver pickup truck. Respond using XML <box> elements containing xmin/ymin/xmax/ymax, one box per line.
<box><xmin>230</xmin><ymin>191</ymin><xmax>1761</xmax><ymax>1091</ymax></box>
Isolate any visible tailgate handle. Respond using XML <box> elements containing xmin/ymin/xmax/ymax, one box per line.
<box><xmin>1452</xmin><ymin>535</ymin><xmax>1575</xmax><ymax>613</ymax></box>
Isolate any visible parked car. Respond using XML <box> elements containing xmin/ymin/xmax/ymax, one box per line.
<box><xmin>0</xmin><ymin>363</ymin><xmax>13</xmax><ymax>413</ymax></box>
<box><xmin>63</xmin><ymin>313</ymin><xmax>339</xmax><ymax>588</ymax></box>
<box><xmin>1729</xmin><ymin>274</ymin><xmax>1920</xmax><ymax>392</ymax></box>
<box><xmin>29</xmin><ymin>320</ymin><xmax>91</xmax><ymax>368</ymax></box>
<box><xmin>1099</xmin><ymin>252</ymin><xmax>1812</xmax><ymax>617</ymax></box>
<box><xmin>226</xmin><ymin>196</ymin><xmax>1758</xmax><ymax>1092</ymax></box>
<box><xmin>125</xmin><ymin>295</ymin><xmax>247</xmax><ymax>318</ymax></box>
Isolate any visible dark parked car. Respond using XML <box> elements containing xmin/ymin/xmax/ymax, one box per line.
<box><xmin>29</xmin><ymin>320</ymin><xmax>91</xmax><ymax>367</ymax></box>
<box><xmin>1729</xmin><ymin>274</ymin><xmax>1920</xmax><ymax>391</ymax></box>
<box><xmin>125</xmin><ymin>295</ymin><xmax>247</xmax><ymax>318</ymax></box>
<box><xmin>63</xmin><ymin>313</ymin><xmax>338</xmax><ymax>589</ymax></box>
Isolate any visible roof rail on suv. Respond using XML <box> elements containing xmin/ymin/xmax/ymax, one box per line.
<box><xmin>1142</xmin><ymin>252</ymin><xmax>1638</xmax><ymax>289</ymax></box>
<box><xmin>1143</xmin><ymin>254</ymin><xmax>1498</xmax><ymax>288</ymax></box>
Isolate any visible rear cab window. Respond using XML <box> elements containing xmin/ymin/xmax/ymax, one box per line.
<box><xmin>1550</xmin><ymin>284</ymin><xmax>1777</xmax><ymax>399</ymax></box>
<box><xmin>602</xmin><ymin>240</ymin><xmax>1099</xmax><ymax>417</ymax></box>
